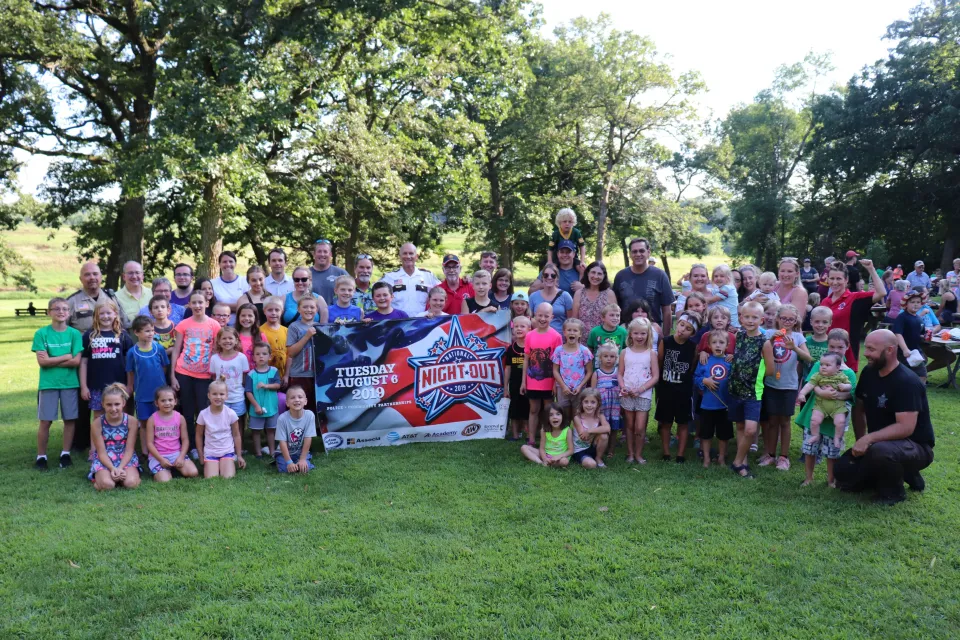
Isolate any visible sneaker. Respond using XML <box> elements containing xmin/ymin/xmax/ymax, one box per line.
<box><xmin>596</xmin><ymin>460</ymin><xmax>607</xmax><ymax>469</ymax></box>
<box><xmin>873</xmin><ymin>492</ymin><xmax>906</xmax><ymax>506</ymax></box>
<box><xmin>676</xmin><ymin>456</ymin><xmax>686</xmax><ymax>464</ymax></box>
<box><xmin>59</xmin><ymin>453</ymin><xmax>72</xmax><ymax>469</ymax></box>
<box><xmin>190</xmin><ymin>448</ymin><xmax>200</xmax><ymax>461</ymax></box>
<box><xmin>776</xmin><ymin>456</ymin><xmax>791</xmax><ymax>471</ymax></box>
<box><xmin>757</xmin><ymin>454</ymin><xmax>775</xmax><ymax>467</ymax></box>
<box><xmin>260</xmin><ymin>446</ymin><xmax>270</xmax><ymax>456</ymax></box>
<box><xmin>905</xmin><ymin>471</ymin><xmax>926</xmax><ymax>492</ymax></box>
<box><xmin>34</xmin><ymin>457</ymin><xmax>48</xmax><ymax>471</ymax></box>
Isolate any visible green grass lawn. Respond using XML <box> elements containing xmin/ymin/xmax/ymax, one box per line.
<box><xmin>2</xmin><ymin>298</ymin><xmax>959</xmax><ymax>637</ymax></box>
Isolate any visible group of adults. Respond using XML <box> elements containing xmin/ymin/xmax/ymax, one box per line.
<box><xmin>57</xmin><ymin>234</ymin><xmax>941</xmax><ymax>504</ymax></box>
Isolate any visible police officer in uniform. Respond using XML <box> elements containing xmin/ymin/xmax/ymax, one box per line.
<box><xmin>379</xmin><ymin>243</ymin><xmax>439</xmax><ymax>317</ymax></box>
<box><xmin>66</xmin><ymin>261</ymin><xmax>122</xmax><ymax>451</ymax></box>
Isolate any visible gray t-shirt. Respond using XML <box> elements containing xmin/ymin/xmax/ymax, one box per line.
<box><xmin>612</xmin><ymin>266</ymin><xmax>675</xmax><ymax>324</ymax></box>
<box><xmin>763</xmin><ymin>330</ymin><xmax>805</xmax><ymax>390</ymax></box>
<box><xmin>285</xmin><ymin>320</ymin><xmax>316</xmax><ymax>377</ymax></box>
<box><xmin>275</xmin><ymin>410</ymin><xmax>317</xmax><ymax>461</ymax></box>
<box><xmin>310</xmin><ymin>265</ymin><xmax>348</xmax><ymax>305</ymax></box>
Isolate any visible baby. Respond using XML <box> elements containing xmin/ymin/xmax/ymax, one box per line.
<box><xmin>745</xmin><ymin>272</ymin><xmax>781</xmax><ymax>304</ymax></box>
<box><xmin>798</xmin><ymin>352</ymin><xmax>851</xmax><ymax>448</ymax></box>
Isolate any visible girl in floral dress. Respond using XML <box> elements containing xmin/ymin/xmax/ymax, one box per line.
<box><xmin>89</xmin><ymin>383</ymin><xmax>140</xmax><ymax>490</ymax></box>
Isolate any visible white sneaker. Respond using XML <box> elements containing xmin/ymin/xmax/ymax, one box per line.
<box><xmin>190</xmin><ymin>448</ymin><xmax>200</xmax><ymax>461</ymax></box>
<box><xmin>260</xmin><ymin>446</ymin><xmax>270</xmax><ymax>456</ymax></box>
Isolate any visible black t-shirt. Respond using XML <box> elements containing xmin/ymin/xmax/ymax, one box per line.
<box><xmin>82</xmin><ymin>330</ymin><xmax>134</xmax><ymax>391</ymax></box>
<box><xmin>504</xmin><ymin>342</ymin><xmax>525</xmax><ymax>397</ymax></box>
<box><xmin>855</xmin><ymin>363</ymin><xmax>935</xmax><ymax>447</ymax></box>
<box><xmin>893</xmin><ymin>312</ymin><xmax>923</xmax><ymax>360</ymax></box>
<box><xmin>801</xmin><ymin>267</ymin><xmax>819</xmax><ymax>292</ymax></box>
<box><xmin>658</xmin><ymin>336</ymin><xmax>696</xmax><ymax>395</ymax></box>
<box><xmin>847</xmin><ymin>264</ymin><xmax>862</xmax><ymax>291</ymax></box>
<box><xmin>464</xmin><ymin>297</ymin><xmax>493</xmax><ymax>313</ymax></box>
<box><xmin>847</xmin><ymin>295</ymin><xmax>875</xmax><ymax>360</ymax></box>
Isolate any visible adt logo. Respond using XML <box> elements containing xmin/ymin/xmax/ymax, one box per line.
<box><xmin>407</xmin><ymin>316</ymin><xmax>505</xmax><ymax>421</ymax></box>
<box><xmin>323</xmin><ymin>434</ymin><xmax>343</xmax><ymax>449</ymax></box>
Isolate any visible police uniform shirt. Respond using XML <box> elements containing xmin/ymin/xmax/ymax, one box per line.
<box><xmin>67</xmin><ymin>289</ymin><xmax>124</xmax><ymax>333</ymax></box>
<box><xmin>380</xmin><ymin>268</ymin><xmax>439</xmax><ymax>317</ymax></box>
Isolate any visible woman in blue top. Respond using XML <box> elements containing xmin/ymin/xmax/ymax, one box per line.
<box><xmin>282</xmin><ymin>266</ymin><xmax>326</xmax><ymax>326</ymax></box>
<box><xmin>529</xmin><ymin>264</ymin><xmax>573</xmax><ymax>334</ymax></box>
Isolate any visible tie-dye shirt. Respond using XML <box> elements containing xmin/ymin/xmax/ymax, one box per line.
<box><xmin>174</xmin><ymin>316</ymin><xmax>221</xmax><ymax>378</ymax></box>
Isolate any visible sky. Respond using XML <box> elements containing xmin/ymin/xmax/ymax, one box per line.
<box><xmin>13</xmin><ymin>0</ymin><xmax>921</xmax><ymax>196</ymax></box>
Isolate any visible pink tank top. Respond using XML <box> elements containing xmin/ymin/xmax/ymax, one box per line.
<box><xmin>622</xmin><ymin>348</ymin><xmax>653</xmax><ymax>399</ymax></box>
<box><xmin>152</xmin><ymin>411</ymin><xmax>182</xmax><ymax>457</ymax></box>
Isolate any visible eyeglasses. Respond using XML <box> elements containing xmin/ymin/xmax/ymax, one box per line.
<box><xmin>356</xmin><ymin>254</ymin><xmax>372</xmax><ymax>261</ymax></box>
<box><xmin>213</xmin><ymin>313</ymin><xmax>230</xmax><ymax>319</ymax></box>
<box><xmin>174</xmin><ymin>272</ymin><xmax>192</xmax><ymax>278</ymax></box>
<box><xmin>542</xmin><ymin>273</ymin><xmax>557</xmax><ymax>280</ymax></box>
<box><xmin>315</xmin><ymin>238</ymin><xmax>332</xmax><ymax>245</ymax></box>
<box><xmin>293</xmin><ymin>277</ymin><xmax>310</xmax><ymax>283</ymax></box>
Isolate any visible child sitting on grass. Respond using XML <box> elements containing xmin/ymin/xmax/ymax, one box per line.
<box><xmin>571</xmin><ymin>389</ymin><xmax>610</xmax><ymax>469</ymax></box>
<box><xmin>145</xmin><ymin>386</ymin><xmax>198</xmax><ymax>482</ymax></box>
<box><xmin>520</xmin><ymin>403</ymin><xmax>574</xmax><ymax>467</ymax></box>
<box><xmin>196</xmin><ymin>378</ymin><xmax>246</xmax><ymax>478</ymax></box>
<box><xmin>31</xmin><ymin>297</ymin><xmax>82</xmax><ymax>470</ymax></box>
<box><xmin>275</xmin><ymin>385</ymin><xmax>317</xmax><ymax>474</ymax></box>
<box><xmin>89</xmin><ymin>383</ymin><xmax>140</xmax><ymax>490</ymax></box>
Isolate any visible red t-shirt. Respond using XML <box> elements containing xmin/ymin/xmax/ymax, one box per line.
<box><xmin>821</xmin><ymin>289</ymin><xmax>875</xmax><ymax>371</ymax></box>
<box><xmin>439</xmin><ymin>278</ymin><xmax>474</xmax><ymax>315</ymax></box>
<box><xmin>696</xmin><ymin>330</ymin><xmax>736</xmax><ymax>356</ymax></box>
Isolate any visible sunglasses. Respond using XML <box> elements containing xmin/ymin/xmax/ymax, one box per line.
<box><xmin>315</xmin><ymin>238</ymin><xmax>332</xmax><ymax>245</ymax></box>
<box><xmin>542</xmin><ymin>273</ymin><xmax>558</xmax><ymax>280</ymax></box>
<box><xmin>293</xmin><ymin>277</ymin><xmax>310</xmax><ymax>283</ymax></box>
<box><xmin>356</xmin><ymin>254</ymin><xmax>372</xmax><ymax>261</ymax></box>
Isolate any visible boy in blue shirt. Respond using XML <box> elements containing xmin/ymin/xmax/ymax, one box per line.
<box><xmin>327</xmin><ymin>275</ymin><xmax>364</xmax><ymax>324</ymax></box>
<box><xmin>694</xmin><ymin>329</ymin><xmax>733</xmax><ymax>468</ymax></box>
<box><xmin>125</xmin><ymin>315</ymin><xmax>171</xmax><ymax>454</ymax></box>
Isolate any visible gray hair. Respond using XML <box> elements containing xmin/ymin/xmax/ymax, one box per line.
<box><xmin>151</xmin><ymin>277</ymin><xmax>172</xmax><ymax>290</ymax></box>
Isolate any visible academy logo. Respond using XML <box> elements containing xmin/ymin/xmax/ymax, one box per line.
<box><xmin>407</xmin><ymin>316</ymin><xmax>505</xmax><ymax>422</ymax></box>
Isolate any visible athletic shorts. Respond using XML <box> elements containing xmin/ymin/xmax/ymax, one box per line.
<box><xmin>226</xmin><ymin>401</ymin><xmax>246</xmax><ymax>417</ymax></box>
<box><xmin>653</xmin><ymin>387</ymin><xmax>692</xmax><ymax>424</ymax></box>
<box><xmin>37</xmin><ymin>388</ymin><xmax>79</xmax><ymax>422</ymax></box>
<box><xmin>801</xmin><ymin>427</ymin><xmax>845</xmax><ymax>462</ymax></box>
<box><xmin>555</xmin><ymin>390</ymin><xmax>581</xmax><ymax>410</ymax></box>
<box><xmin>621</xmin><ymin>395</ymin><xmax>652</xmax><ymax>412</ymax></box>
<box><xmin>204</xmin><ymin>451</ymin><xmax>236</xmax><ymax>462</ymax></box>
<box><xmin>699</xmin><ymin>408</ymin><xmax>733</xmax><ymax>440</ymax></box>
<box><xmin>508</xmin><ymin>391</ymin><xmax>529</xmax><ymax>420</ymax></box>
<box><xmin>727</xmin><ymin>396</ymin><xmax>761</xmax><ymax>423</ymax></box>
<box><xmin>525</xmin><ymin>388</ymin><xmax>553</xmax><ymax>400</ymax></box>
<box><xmin>248</xmin><ymin>414</ymin><xmax>278</xmax><ymax>431</ymax></box>
<box><xmin>909</xmin><ymin>362</ymin><xmax>928</xmax><ymax>378</ymax></box>
<box><xmin>136</xmin><ymin>401</ymin><xmax>156</xmax><ymax>421</ymax></box>
<box><xmin>89</xmin><ymin>389</ymin><xmax>104</xmax><ymax>412</ymax></box>
<box><xmin>148</xmin><ymin>452</ymin><xmax>181</xmax><ymax>474</ymax></box>
<box><xmin>762</xmin><ymin>387</ymin><xmax>798</xmax><ymax>417</ymax></box>
<box><xmin>571</xmin><ymin>445</ymin><xmax>597</xmax><ymax>465</ymax></box>
<box><xmin>276</xmin><ymin>452</ymin><xmax>314</xmax><ymax>473</ymax></box>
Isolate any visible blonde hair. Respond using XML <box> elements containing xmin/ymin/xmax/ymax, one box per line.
<box><xmin>708</xmin><ymin>329</ymin><xmax>730</xmax><ymax>346</ymax></box>
<box><xmin>827</xmin><ymin>328</ymin><xmax>850</xmax><ymax>346</ymax></box>
<box><xmin>427</xmin><ymin>286</ymin><xmax>447</xmax><ymax>300</ymax></box>
<box><xmin>740</xmin><ymin>300</ymin><xmax>764</xmax><ymax>317</ymax></box>
<box><xmin>263</xmin><ymin>296</ymin><xmax>285</xmax><ymax>311</ymax></box>
<box><xmin>215</xmin><ymin>326</ymin><xmax>240</xmax><ymax>353</ymax></box>
<box><xmin>555</xmin><ymin>208</ymin><xmax>577</xmax><ymax>225</ymax></box>
<box><xmin>758</xmin><ymin>271</ymin><xmax>778</xmax><ymax>286</ymax></box>
<box><xmin>575</xmin><ymin>388</ymin><xmax>602</xmax><ymax>417</ymax></box>
<box><xmin>101</xmin><ymin>382</ymin><xmax>130</xmax><ymax>403</ymax></box>
<box><xmin>472</xmin><ymin>269</ymin><xmax>491</xmax><ymax>281</ymax></box>
<box><xmin>708</xmin><ymin>305</ymin><xmax>731</xmax><ymax>324</ymax></box>
<box><xmin>763</xmin><ymin>300</ymin><xmax>781</xmax><ymax>314</ymax></box>
<box><xmin>776</xmin><ymin>303</ymin><xmax>800</xmax><ymax>328</ymax></box>
<box><xmin>712</xmin><ymin>264</ymin><xmax>732</xmax><ymax>280</ymax></box>
<box><xmin>511</xmin><ymin>315</ymin><xmax>532</xmax><ymax>328</ymax></box>
<box><xmin>333</xmin><ymin>274</ymin><xmax>356</xmax><ymax>290</ymax></box>
<box><xmin>810</xmin><ymin>305</ymin><xmax>833</xmax><ymax>322</ymax></box>
<box><xmin>91</xmin><ymin>301</ymin><xmax>122</xmax><ymax>338</ymax></box>
<box><xmin>626</xmin><ymin>317</ymin><xmax>653</xmax><ymax>349</ymax></box>
<box><xmin>601</xmin><ymin>302</ymin><xmax>621</xmax><ymax>316</ymax></box>
<box><xmin>562</xmin><ymin>317</ymin><xmax>586</xmax><ymax>335</ymax></box>
<box><xmin>596</xmin><ymin>341</ymin><xmax>620</xmax><ymax>361</ymax></box>
<box><xmin>209</xmin><ymin>377</ymin><xmax>229</xmax><ymax>394</ymax></box>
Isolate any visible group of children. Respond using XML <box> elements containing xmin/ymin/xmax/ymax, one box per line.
<box><xmin>506</xmin><ymin>284</ymin><xmax>857</xmax><ymax>486</ymax></box>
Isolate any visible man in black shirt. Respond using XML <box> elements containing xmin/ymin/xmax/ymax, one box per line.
<box><xmin>844</xmin><ymin>250</ymin><xmax>863</xmax><ymax>292</ymax></box>
<box><xmin>835</xmin><ymin>330</ymin><xmax>935</xmax><ymax>504</ymax></box>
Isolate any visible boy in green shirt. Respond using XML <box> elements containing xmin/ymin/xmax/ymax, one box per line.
<box><xmin>587</xmin><ymin>303</ymin><xmax>627</xmax><ymax>366</ymax></box>
<box><xmin>31</xmin><ymin>298</ymin><xmax>83</xmax><ymax>470</ymax></box>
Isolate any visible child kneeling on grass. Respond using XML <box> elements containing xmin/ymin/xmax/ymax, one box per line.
<box><xmin>145</xmin><ymin>386</ymin><xmax>199</xmax><ymax>482</ymax></box>
<box><xmin>520</xmin><ymin>403</ymin><xmax>573</xmax><ymax>467</ymax></box>
<box><xmin>89</xmin><ymin>383</ymin><xmax>141</xmax><ymax>491</ymax></box>
<box><xmin>571</xmin><ymin>389</ymin><xmax>610</xmax><ymax>468</ymax></box>
<box><xmin>275</xmin><ymin>385</ymin><xmax>316</xmax><ymax>474</ymax></box>
<box><xmin>196</xmin><ymin>378</ymin><xmax>246</xmax><ymax>479</ymax></box>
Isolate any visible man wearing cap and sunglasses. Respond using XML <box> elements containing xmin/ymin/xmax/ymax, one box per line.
<box><xmin>380</xmin><ymin>243</ymin><xmax>439</xmax><ymax>317</ymax></box>
<box><xmin>528</xmin><ymin>240</ymin><xmax>584</xmax><ymax>298</ymax></box>
<box><xmin>351</xmin><ymin>254</ymin><xmax>377</xmax><ymax>314</ymax></box>
<box><xmin>310</xmin><ymin>238</ymin><xmax>348</xmax><ymax>305</ymax></box>
<box><xmin>438</xmin><ymin>255</ymin><xmax>474</xmax><ymax>315</ymax></box>
<box><xmin>907</xmin><ymin>260</ymin><xmax>931</xmax><ymax>290</ymax></box>
<box><xmin>845</xmin><ymin>250</ymin><xmax>863</xmax><ymax>292</ymax></box>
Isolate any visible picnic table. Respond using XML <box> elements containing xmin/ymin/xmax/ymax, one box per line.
<box><xmin>927</xmin><ymin>336</ymin><xmax>960</xmax><ymax>389</ymax></box>
<box><xmin>869</xmin><ymin>304</ymin><xmax>889</xmax><ymax>332</ymax></box>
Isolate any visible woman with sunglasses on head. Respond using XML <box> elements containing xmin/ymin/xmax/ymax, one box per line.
<box><xmin>282</xmin><ymin>267</ymin><xmax>329</xmax><ymax>327</ymax></box>
<box><xmin>528</xmin><ymin>264</ymin><xmax>574</xmax><ymax>334</ymax></box>
<box><xmin>773</xmin><ymin>257</ymin><xmax>810</xmax><ymax>324</ymax></box>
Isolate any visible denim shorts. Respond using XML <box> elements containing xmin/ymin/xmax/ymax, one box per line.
<box><xmin>728</xmin><ymin>396</ymin><xmax>762</xmax><ymax>423</ymax></box>
<box><xmin>226</xmin><ymin>401</ymin><xmax>246</xmax><ymax>417</ymax></box>
<box><xmin>275</xmin><ymin>452</ymin><xmax>314</xmax><ymax>473</ymax></box>
<box><xmin>571</xmin><ymin>446</ymin><xmax>597</xmax><ymax>465</ymax></box>
<box><xmin>248</xmin><ymin>414</ymin><xmax>278</xmax><ymax>431</ymax></box>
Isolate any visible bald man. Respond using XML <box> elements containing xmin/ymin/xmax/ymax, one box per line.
<box><xmin>379</xmin><ymin>243</ymin><xmax>438</xmax><ymax>317</ymax></box>
<box><xmin>834</xmin><ymin>330</ymin><xmax>935</xmax><ymax>505</ymax></box>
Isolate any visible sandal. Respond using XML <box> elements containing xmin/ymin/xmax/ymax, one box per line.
<box><xmin>637</xmin><ymin>457</ymin><xmax>647</xmax><ymax>465</ymax></box>
<box><xmin>730</xmin><ymin>463</ymin><xmax>754</xmax><ymax>478</ymax></box>
<box><xmin>776</xmin><ymin>456</ymin><xmax>791</xmax><ymax>471</ymax></box>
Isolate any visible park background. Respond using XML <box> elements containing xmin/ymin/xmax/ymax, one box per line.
<box><xmin>2</xmin><ymin>0</ymin><xmax>960</xmax><ymax>636</ymax></box>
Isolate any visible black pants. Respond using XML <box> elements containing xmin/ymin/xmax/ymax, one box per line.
<box><xmin>177</xmin><ymin>373</ymin><xmax>211</xmax><ymax>451</ymax></box>
<box><xmin>72</xmin><ymin>398</ymin><xmax>91</xmax><ymax>451</ymax></box>
<box><xmin>834</xmin><ymin>439</ymin><xmax>934</xmax><ymax>500</ymax></box>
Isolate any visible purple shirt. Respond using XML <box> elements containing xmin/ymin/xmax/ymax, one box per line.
<box><xmin>365</xmin><ymin>309</ymin><xmax>409</xmax><ymax>321</ymax></box>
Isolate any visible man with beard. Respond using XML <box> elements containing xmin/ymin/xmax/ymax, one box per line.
<box><xmin>351</xmin><ymin>253</ymin><xmax>377</xmax><ymax>315</ymax></box>
<box><xmin>834</xmin><ymin>330</ymin><xmax>935</xmax><ymax>505</ymax></box>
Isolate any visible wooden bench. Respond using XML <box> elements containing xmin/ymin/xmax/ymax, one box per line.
<box><xmin>14</xmin><ymin>304</ymin><xmax>44</xmax><ymax>317</ymax></box>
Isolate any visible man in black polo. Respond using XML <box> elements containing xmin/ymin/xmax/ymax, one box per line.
<box><xmin>612</xmin><ymin>238</ymin><xmax>675</xmax><ymax>335</ymax></box>
<box><xmin>835</xmin><ymin>329</ymin><xmax>935</xmax><ymax>505</ymax></box>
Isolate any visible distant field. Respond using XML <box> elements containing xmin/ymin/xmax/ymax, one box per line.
<box><xmin>1</xmin><ymin>223</ymin><xmax>732</xmax><ymax>299</ymax></box>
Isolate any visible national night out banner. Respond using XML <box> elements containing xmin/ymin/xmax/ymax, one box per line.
<box><xmin>314</xmin><ymin>312</ymin><xmax>511</xmax><ymax>450</ymax></box>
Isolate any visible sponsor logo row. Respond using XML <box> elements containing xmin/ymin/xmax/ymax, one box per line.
<box><xmin>322</xmin><ymin>423</ymin><xmax>503</xmax><ymax>449</ymax></box>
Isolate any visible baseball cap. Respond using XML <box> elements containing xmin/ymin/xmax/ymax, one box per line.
<box><xmin>557</xmin><ymin>239</ymin><xmax>576</xmax><ymax>252</ymax></box>
<box><xmin>511</xmin><ymin>292</ymin><xmax>528</xmax><ymax>302</ymax></box>
<box><xmin>442</xmin><ymin>254</ymin><xmax>460</xmax><ymax>265</ymax></box>
<box><xmin>914</xmin><ymin>260</ymin><xmax>924</xmax><ymax>267</ymax></box>
<box><xmin>803</xmin><ymin>257</ymin><xmax>811</xmax><ymax>262</ymax></box>
<box><xmin>903</xmin><ymin>290</ymin><xmax>923</xmax><ymax>301</ymax></box>
<box><xmin>845</xmin><ymin>250</ymin><xmax>859</xmax><ymax>258</ymax></box>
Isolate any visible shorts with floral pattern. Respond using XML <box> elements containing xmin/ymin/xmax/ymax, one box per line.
<box><xmin>621</xmin><ymin>395</ymin><xmax>651</xmax><ymax>412</ymax></box>
<box><xmin>800</xmin><ymin>426</ymin><xmax>845</xmax><ymax>463</ymax></box>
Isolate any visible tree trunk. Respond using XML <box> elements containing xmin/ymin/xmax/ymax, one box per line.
<box><xmin>345</xmin><ymin>197</ymin><xmax>360</xmax><ymax>272</ymax></box>
<box><xmin>247</xmin><ymin>222</ymin><xmax>267</xmax><ymax>267</ymax></box>
<box><xmin>660</xmin><ymin>253</ymin><xmax>671</xmax><ymax>283</ymax></box>
<box><xmin>103</xmin><ymin>205</ymin><xmax>124</xmax><ymax>291</ymax></box>
<box><xmin>940</xmin><ymin>217</ymin><xmax>959</xmax><ymax>275</ymax></box>
<box><xmin>197</xmin><ymin>176</ymin><xmax>224</xmax><ymax>279</ymax></box>
<box><xmin>486</xmin><ymin>149</ymin><xmax>512</xmax><ymax>270</ymax></box>
<box><xmin>596</xmin><ymin>168</ymin><xmax>614</xmax><ymax>262</ymax></box>
<box><xmin>621</xmin><ymin>235</ymin><xmax>629</xmax><ymax>269</ymax></box>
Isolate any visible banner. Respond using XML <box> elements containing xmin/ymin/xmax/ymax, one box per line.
<box><xmin>314</xmin><ymin>312</ymin><xmax>512</xmax><ymax>450</ymax></box>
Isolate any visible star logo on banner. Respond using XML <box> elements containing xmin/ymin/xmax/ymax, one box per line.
<box><xmin>407</xmin><ymin>316</ymin><xmax>505</xmax><ymax>422</ymax></box>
